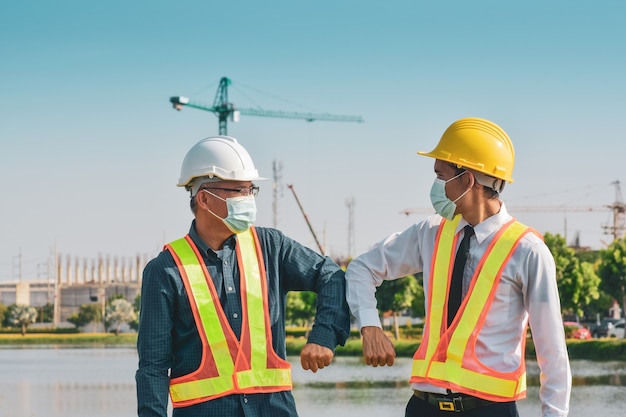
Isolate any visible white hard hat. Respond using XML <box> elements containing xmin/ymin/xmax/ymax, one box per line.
<box><xmin>177</xmin><ymin>136</ymin><xmax>265</xmax><ymax>191</ymax></box>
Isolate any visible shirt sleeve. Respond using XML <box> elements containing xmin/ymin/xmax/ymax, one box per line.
<box><xmin>523</xmin><ymin>239</ymin><xmax>572</xmax><ymax>417</ymax></box>
<box><xmin>271</xmin><ymin>230</ymin><xmax>351</xmax><ymax>352</ymax></box>
<box><xmin>135</xmin><ymin>254</ymin><xmax>175</xmax><ymax>417</ymax></box>
<box><xmin>345</xmin><ymin>225</ymin><xmax>424</xmax><ymax>329</ymax></box>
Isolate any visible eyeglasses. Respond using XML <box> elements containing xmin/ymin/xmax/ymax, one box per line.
<box><xmin>202</xmin><ymin>186</ymin><xmax>259</xmax><ymax>197</ymax></box>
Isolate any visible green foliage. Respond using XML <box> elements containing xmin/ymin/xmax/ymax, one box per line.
<box><xmin>598</xmin><ymin>237</ymin><xmax>626</xmax><ymax>315</ymax></box>
<box><xmin>0</xmin><ymin>304</ymin><xmax>7</xmax><ymax>326</ymax></box>
<box><xmin>585</xmin><ymin>291</ymin><xmax>615</xmax><ymax>320</ymax></box>
<box><xmin>376</xmin><ymin>275</ymin><xmax>418</xmax><ymax>313</ymax></box>
<box><xmin>562</xmin><ymin>339</ymin><xmax>626</xmax><ymax>361</ymax></box>
<box><xmin>544</xmin><ymin>233</ymin><xmax>601</xmax><ymax>318</ymax></box>
<box><xmin>286</xmin><ymin>336</ymin><xmax>626</xmax><ymax>361</ymax></box>
<box><xmin>576</xmin><ymin>250</ymin><xmax>601</xmax><ymax>264</ymax></box>
<box><xmin>7</xmin><ymin>305</ymin><xmax>38</xmax><ymax>335</ymax></box>
<box><xmin>0</xmin><ymin>333</ymin><xmax>134</xmax><ymax>345</ymax></box>
<box><xmin>0</xmin><ymin>327</ymin><xmax>79</xmax><ymax>335</ymax></box>
<box><xmin>375</xmin><ymin>275</ymin><xmax>420</xmax><ymax>339</ymax></box>
<box><xmin>67</xmin><ymin>304</ymin><xmax>102</xmax><ymax>331</ymax></box>
<box><xmin>38</xmin><ymin>303</ymin><xmax>54</xmax><ymax>323</ymax></box>
<box><xmin>286</xmin><ymin>291</ymin><xmax>316</xmax><ymax>331</ymax></box>
<box><xmin>105</xmin><ymin>298</ymin><xmax>136</xmax><ymax>335</ymax></box>
<box><xmin>410</xmin><ymin>273</ymin><xmax>425</xmax><ymax>318</ymax></box>
<box><xmin>129</xmin><ymin>294</ymin><xmax>141</xmax><ymax>331</ymax></box>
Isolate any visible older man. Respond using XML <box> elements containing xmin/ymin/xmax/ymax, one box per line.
<box><xmin>136</xmin><ymin>136</ymin><xmax>350</xmax><ymax>417</ymax></box>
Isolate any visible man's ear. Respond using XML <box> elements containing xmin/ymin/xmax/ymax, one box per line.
<box><xmin>195</xmin><ymin>191</ymin><xmax>210</xmax><ymax>211</ymax></box>
<box><xmin>467</xmin><ymin>171</ymin><xmax>479</xmax><ymax>189</ymax></box>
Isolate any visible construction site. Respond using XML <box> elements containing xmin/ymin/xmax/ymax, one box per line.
<box><xmin>2</xmin><ymin>77</ymin><xmax>625</xmax><ymax>327</ymax></box>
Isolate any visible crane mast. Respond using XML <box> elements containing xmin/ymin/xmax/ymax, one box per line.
<box><xmin>603</xmin><ymin>180</ymin><xmax>626</xmax><ymax>241</ymax></box>
<box><xmin>170</xmin><ymin>76</ymin><xmax>364</xmax><ymax>135</ymax></box>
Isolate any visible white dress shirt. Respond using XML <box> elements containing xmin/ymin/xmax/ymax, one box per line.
<box><xmin>345</xmin><ymin>203</ymin><xmax>571</xmax><ymax>417</ymax></box>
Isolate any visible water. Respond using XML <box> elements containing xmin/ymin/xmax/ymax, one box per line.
<box><xmin>2</xmin><ymin>346</ymin><xmax>625</xmax><ymax>417</ymax></box>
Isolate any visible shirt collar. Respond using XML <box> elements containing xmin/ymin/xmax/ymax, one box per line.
<box><xmin>188</xmin><ymin>220</ymin><xmax>211</xmax><ymax>256</ymax></box>
<box><xmin>458</xmin><ymin>202</ymin><xmax>513</xmax><ymax>245</ymax></box>
<box><xmin>188</xmin><ymin>220</ymin><xmax>237</xmax><ymax>256</ymax></box>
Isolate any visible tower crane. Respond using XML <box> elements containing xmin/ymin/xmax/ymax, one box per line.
<box><xmin>400</xmin><ymin>180</ymin><xmax>626</xmax><ymax>243</ymax></box>
<box><xmin>603</xmin><ymin>180</ymin><xmax>626</xmax><ymax>241</ymax></box>
<box><xmin>170</xmin><ymin>77</ymin><xmax>364</xmax><ymax>135</ymax></box>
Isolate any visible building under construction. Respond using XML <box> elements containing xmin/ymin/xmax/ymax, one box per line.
<box><xmin>0</xmin><ymin>254</ymin><xmax>147</xmax><ymax>325</ymax></box>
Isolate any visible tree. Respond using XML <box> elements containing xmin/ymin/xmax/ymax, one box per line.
<box><xmin>105</xmin><ymin>298</ymin><xmax>136</xmax><ymax>336</ymax></box>
<box><xmin>129</xmin><ymin>294</ymin><xmax>141</xmax><ymax>332</ymax></box>
<box><xmin>8</xmin><ymin>305</ymin><xmax>38</xmax><ymax>336</ymax></box>
<box><xmin>410</xmin><ymin>272</ymin><xmax>425</xmax><ymax>318</ymax></box>
<box><xmin>67</xmin><ymin>304</ymin><xmax>102</xmax><ymax>332</ymax></box>
<box><xmin>544</xmin><ymin>233</ymin><xmax>601</xmax><ymax>319</ymax></box>
<box><xmin>38</xmin><ymin>303</ymin><xmax>54</xmax><ymax>323</ymax></box>
<box><xmin>375</xmin><ymin>275</ymin><xmax>419</xmax><ymax>339</ymax></box>
<box><xmin>286</xmin><ymin>292</ymin><xmax>317</xmax><ymax>337</ymax></box>
<box><xmin>598</xmin><ymin>237</ymin><xmax>626</xmax><ymax>331</ymax></box>
<box><xmin>0</xmin><ymin>304</ymin><xmax>7</xmax><ymax>326</ymax></box>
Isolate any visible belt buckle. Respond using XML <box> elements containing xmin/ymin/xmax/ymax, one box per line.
<box><xmin>437</xmin><ymin>396</ymin><xmax>464</xmax><ymax>412</ymax></box>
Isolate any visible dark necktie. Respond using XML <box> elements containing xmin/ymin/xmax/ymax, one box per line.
<box><xmin>447</xmin><ymin>225</ymin><xmax>475</xmax><ymax>326</ymax></box>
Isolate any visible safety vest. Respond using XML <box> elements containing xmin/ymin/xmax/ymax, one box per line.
<box><xmin>165</xmin><ymin>227</ymin><xmax>292</xmax><ymax>408</ymax></box>
<box><xmin>411</xmin><ymin>215</ymin><xmax>538</xmax><ymax>402</ymax></box>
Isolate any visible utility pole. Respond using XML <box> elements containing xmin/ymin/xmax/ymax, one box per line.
<box><xmin>272</xmin><ymin>160</ymin><xmax>283</xmax><ymax>228</ymax></box>
<box><xmin>13</xmin><ymin>250</ymin><xmax>23</xmax><ymax>282</ymax></box>
<box><xmin>53</xmin><ymin>244</ymin><xmax>60</xmax><ymax>327</ymax></box>
<box><xmin>345</xmin><ymin>197</ymin><xmax>355</xmax><ymax>258</ymax></box>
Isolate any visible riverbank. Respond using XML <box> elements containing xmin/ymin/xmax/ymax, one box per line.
<box><xmin>0</xmin><ymin>333</ymin><xmax>137</xmax><ymax>346</ymax></box>
<box><xmin>2</xmin><ymin>333</ymin><xmax>625</xmax><ymax>361</ymax></box>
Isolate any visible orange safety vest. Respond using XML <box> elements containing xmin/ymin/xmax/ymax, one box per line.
<box><xmin>165</xmin><ymin>226</ymin><xmax>292</xmax><ymax>408</ymax></box>
<box><xmin>411</xmin><ymin>215</ymin><xmax>539</xmax><ymax>402</ymax></box>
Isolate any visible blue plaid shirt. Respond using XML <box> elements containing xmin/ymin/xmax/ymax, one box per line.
<box><xmin>136</xmin><ymin>221</ymin><xmax>350</xmax><ymax>417</ymax></box>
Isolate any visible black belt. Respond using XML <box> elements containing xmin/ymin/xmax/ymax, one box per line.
<box><xmin>413</xmin><ymin>390</ymin><xmax>496</xmax><ymax>412</ymax></box>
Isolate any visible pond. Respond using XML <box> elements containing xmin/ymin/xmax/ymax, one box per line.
<box><xmin>2</xmin><ymin>347</ymin><xmax>625</xmax><ymax>416</ymax></box>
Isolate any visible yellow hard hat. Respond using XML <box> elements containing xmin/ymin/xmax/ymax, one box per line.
<box><xmin>418</xmin><ymin>117</ymin><xmax>515</xmax><ymax>183</ymax></box>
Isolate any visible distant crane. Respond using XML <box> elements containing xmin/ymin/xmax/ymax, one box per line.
<box><xmin>170</xmin><ymin>77</ymin><xmax>364</xmax><ymax>135</ymax></box>
<box><xmin>287</xmin><ymin>184</ymin><xmax>325</xmax><ymax>255</ymax></box>
<box><xmin>603</xmin><ymin>180</ymin><xmax>626</xmax><ymax>241</ymax></box>
<box><xmin>400</xmin><ymin>180</ymin><xmax>626</xmax><ymax>243</ymax></box>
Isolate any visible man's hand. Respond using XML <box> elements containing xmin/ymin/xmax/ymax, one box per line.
<box><xmin>361</xmin><ymin>326</ymin><xmax>396</xmax><ymax>367</ymax></box>
<box><xmin>300</xmin><ymin>343</ymin><xmax>333</xmax><ymax>373</ymax></box>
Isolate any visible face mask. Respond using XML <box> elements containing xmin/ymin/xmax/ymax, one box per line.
<box><xmin>429</xmin><ymin>171</ymin><xmax>470</xmax><ymax>220</ymax></box>
<box><xmin>204</xmin><ymin>190</ymin><xmax>257</xmax><ymax>233</ymax></box>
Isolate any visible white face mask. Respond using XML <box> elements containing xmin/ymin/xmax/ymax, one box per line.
<box><xmin>429</xmin><ymin>170</ymin><xmax>470</xmax><ymax>220</ymax></box>
<box><xmin>203</xmin><ymin>190</ymin><xmax>257</xmax><ymax>233</ymax></box>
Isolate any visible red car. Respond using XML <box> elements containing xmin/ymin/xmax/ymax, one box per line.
<box><xmin>563</xmin><ymin>321</ymin><xmax>592</xmax><ymax>340</ymax></box>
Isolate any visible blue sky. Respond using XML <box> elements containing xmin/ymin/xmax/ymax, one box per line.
<box><xmin>1</xmin><ymin>0</ymin><xmax>625</xmax><ymax>281</ymax></box>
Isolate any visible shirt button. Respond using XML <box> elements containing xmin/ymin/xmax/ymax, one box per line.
<box><xmin>233</xmin><ymin>313</ymin><xmax>238</xmax><ymax>319</ymax></box>
<box><xmin>224</xmin><ymin>260</ymin><xmax>228</xmax><ymax>265</ymax></box>
<box><xmin>227</xmin><ymin>286</ymin><xmax>233</xmax><ymax>291</ymax></box>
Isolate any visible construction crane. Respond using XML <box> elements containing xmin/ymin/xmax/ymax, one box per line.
<box><xmin>603</xmin><ymin>180</ymin><xmax>626</xmax><ymax>241</ymax></box>
<box><xmin>400</xmin><ymin>180</ymin><xmax>626</xmax><ymax>242</ymax></box>
<box><xmin>287</xmin><ymin>184</ymin><xmax>325</xmax><ymax>255</ymax></box>
<box><xmin>170</xmin><ymin>77</ymin><xmax>364</xmax><ymax>135</ymax></box>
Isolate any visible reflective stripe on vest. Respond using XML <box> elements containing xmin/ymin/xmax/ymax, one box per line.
<box><xmin>411</xmin><ymin>216</ymin><xmax>533</xmax><ymax>401</ymax></box>
<box><xmin>166</xmin><ymin>227</ymin><xmax>291</xmax><ymax>407</ymax></box>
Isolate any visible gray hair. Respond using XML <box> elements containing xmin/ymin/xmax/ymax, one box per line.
<box><xmin>187</xmin><ymin>175</ymin><xmax>223</xmax><ymax>197</ymax></box>
<box><xmin>188</xmin><ymin>176</ymin><xmax>223</xmax><ymax>214</ymax></box>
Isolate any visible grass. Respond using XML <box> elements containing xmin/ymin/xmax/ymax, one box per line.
<box><xmin>0</xmin><ymin>332</ymin><xmax>136</xmax><ymax>346</ymax></box>
<box><xmin>2</xmin><ymin>332</ymin><xmax>626</xmax><ymax>361</ymax></box>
